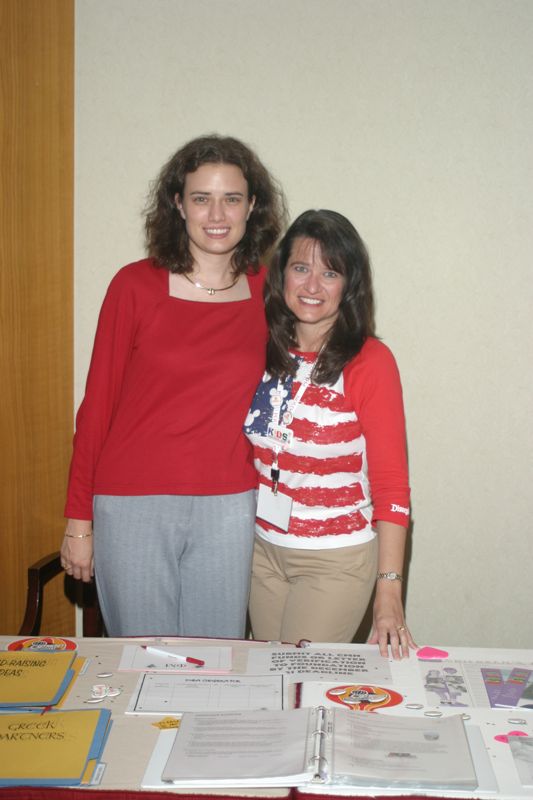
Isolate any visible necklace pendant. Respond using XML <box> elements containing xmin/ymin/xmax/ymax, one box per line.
<box><xmin>183</xmin><ymin>272</ymin><xmax>239</xmax><ymax>294</ymax></box>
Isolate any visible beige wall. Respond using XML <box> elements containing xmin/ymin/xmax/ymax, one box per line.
<box><xmin>75</xmin><ymin>0</ymin><xmax>533</xmax><ymax>648</ymax></box>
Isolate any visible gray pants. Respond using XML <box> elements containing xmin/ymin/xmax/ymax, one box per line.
<box><xmin>93</xmin><ymin>493</ymin><xmax>256</xmax><ymax>638</ymax></box>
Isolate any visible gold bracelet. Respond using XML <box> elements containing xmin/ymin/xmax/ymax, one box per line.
<box><xmin>65</xmin><ymin>532</ymin><xmax>93</xmax><ymax>538</ymax></box>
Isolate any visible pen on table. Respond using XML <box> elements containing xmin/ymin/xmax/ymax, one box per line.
<box><xmin>141</xmin><ymin>646</ymin><xmax>205</xmax><ymax>666</ymax></box>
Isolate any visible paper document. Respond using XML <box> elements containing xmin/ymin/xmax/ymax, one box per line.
<box><xmin>509</xmin><ymin>735</ymin><xmax>533</xmax><ymax>788</ymax></box>
<box><xmin>330</xmin><ymin>709</ymin><xmax>477</xmax><ymax>789</ymax></box>
<box><xmin>246</xmin><ymin>646</ymin><xmax>391</xmax><ymax>684</ymax></box>
<box><xmin>118</xmin><ymin>644</ymin><xmax>232</xmax><ymax>673</ymax></box>
<box><xmin>127</xmin><ymin>672</ymin><xmax>285</xmax><ymax>715</ymax></box>
<box><xmin>421</xmin><ymin>659</ymin><xmax>533</xmax><ymax>708</ymax></box>
<box><xmin>160</xmin><ymin>707</ymin><xmax>313</xmax><ymax>787</ymax></box>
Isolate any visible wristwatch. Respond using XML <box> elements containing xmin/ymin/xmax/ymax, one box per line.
<box><xmin>377</xmin><ymin>571</ymin><xmax>403</xmax><ymax>582</ymax></box>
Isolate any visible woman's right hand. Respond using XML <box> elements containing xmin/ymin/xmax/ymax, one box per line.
<box><xmin>60</xmin><ymin>520</ymin><xmax>94</xmax><ymax>582</ymax></box>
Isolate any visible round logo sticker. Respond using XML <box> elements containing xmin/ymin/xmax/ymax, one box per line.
<box><xmin>325</xmin><ymin>684</ymin><xmax>403</xmax><ymax>711</ymax></box>
<box><xmin>7</xmin><ymin>636</ymin><xmax>77</xmax><ymax>652</ymax></box>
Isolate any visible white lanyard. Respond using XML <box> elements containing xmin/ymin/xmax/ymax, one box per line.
<box><xmin>269</xmin><ymin>359</ymin><xmax>315</xmax><ymax>493</ymax></box>
<box><xmin>271</xmin><ymin>361</ymin><xmax>314</xmax><ymax>428</ymax></box>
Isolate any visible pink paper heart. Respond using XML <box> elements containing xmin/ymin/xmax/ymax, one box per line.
<box><xmin>494</xmin><ymin>731</ymin><xmax>528</xmax><ymax>743</ymax></box>
<box><xmin>416</xmin><ymin>646</ymin><xmax>449</xmax><ymax>660</ymax></box>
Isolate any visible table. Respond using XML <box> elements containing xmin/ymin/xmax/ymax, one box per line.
<box><xmin>1</xmin><ymin>636</ymin><xmax>532</xmax><ymax>799</ymax></box>
<box><xmin>0</xmin><ymin>635</ymin><xmax>295</xmax><ymax>799</ymax></box>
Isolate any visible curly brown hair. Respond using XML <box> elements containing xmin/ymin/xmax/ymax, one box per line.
<box><xmin>145</xmin><ymin>134</ymin><xmax>286</xmax><ymax>274</ymax></box>
<box><xmin>266</xmin><ymin>209</ymin><xmax>375</xmax><ymax>384</ymax></box>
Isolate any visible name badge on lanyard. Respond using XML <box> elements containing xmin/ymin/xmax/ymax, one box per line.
<box><xmin>266</xmin><ymin>423</ymin><xmax>294</xmax><ymax>449</ymax></box>
<box><xmin>257</xmin><ymin>483</ymin><xmax>293</xmax><ymax>531</ymax></box>
<box><xmin>260</xmin><ymin>360</ymin><xmax>316</xmax><ymax>531</ymax></box>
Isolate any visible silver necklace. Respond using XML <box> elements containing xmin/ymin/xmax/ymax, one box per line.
<box><xmin>183</xmin><ymin>272</ymin><xmax>239</xmax><ymax>296</ymax></box>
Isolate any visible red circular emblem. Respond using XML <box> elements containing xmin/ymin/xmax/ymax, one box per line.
<box><xmin>325</xmin><ymin>684</ymin><xmax>403</xmax><ymax>711</ymax></box>
<box><xmin>7</xmin><ymin>636</ymin><xmax>77</xmax><ymax>652</ymax></box>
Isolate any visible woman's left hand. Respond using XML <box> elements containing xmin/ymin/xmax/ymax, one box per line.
<box><xmin>370</xmin><ymin>521</ymin><xmax>417</xmax><ymax>659</ymax></box>
<box><xmin>368</xmin><ymin>584</ymin><xmax>417</xmax><ymax>659</ymax></box>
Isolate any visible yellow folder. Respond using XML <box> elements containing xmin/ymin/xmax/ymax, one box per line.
<box><xmin>0</xmin><ymin>650</ymin><xmax>76</xmax><ymax>707</ymax></box>
<box><xmin>0</xmin><ymin>709</ymin><xmax>111</xmax><ymax>786</ymax></box>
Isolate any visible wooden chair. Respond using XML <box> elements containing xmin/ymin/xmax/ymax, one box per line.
<box><xmin>18</xmin><ymin>551</ymin><xmax>104</xmax><ymax>637</ymax></box>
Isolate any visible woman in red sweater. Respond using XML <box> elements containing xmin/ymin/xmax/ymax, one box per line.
<box><xmin>61</xmin><ymin>135</ymin><xmax>285</xmax><ymax>637</ymax></box>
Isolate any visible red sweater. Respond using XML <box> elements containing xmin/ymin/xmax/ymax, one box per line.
<box><xmin>65</xmin><ymin>259</ymin><xmax>267</xmax><ymax>520</ymax></box>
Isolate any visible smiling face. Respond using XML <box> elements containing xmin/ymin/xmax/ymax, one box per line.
<box><xmin>283</xmin><ymin>236</ymin><xmax>345</xmax><ymax>350</ymax></box>
<box><xmin>176</xmin><ymin>163</ymin><xmax>255</xmax><ymax>264</ymax></box>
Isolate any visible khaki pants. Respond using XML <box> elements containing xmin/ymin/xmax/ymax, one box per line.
<box><xmin>249</xmin><ymin>535</ymin><xmax>378</xmax><ymax>644</ymax></box>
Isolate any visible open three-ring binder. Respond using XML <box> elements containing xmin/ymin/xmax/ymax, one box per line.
<box><xmin>143</xmin><ymin>706</ymin><xmax>478</xmax><ymax>792</ymax></box>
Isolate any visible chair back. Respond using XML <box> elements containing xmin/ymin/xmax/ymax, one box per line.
<box><xmin>18</xmin><ymin>551</ymin><xmax>104</xmax><ymax>637</ymax></box>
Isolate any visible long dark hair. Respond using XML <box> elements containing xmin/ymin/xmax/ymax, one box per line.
<box><xmin>145</xmin><ymin>134</ymin><xmax>286</xmax><ymax>274</ymax></box>
<box><xmin>266</xmin><ymin>209</ymin><xmax>375</xmax><ymax>384</ymax></box>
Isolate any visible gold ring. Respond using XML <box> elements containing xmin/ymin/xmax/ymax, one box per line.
<box><xmin>397</xmin><ymin>626</ymin><xmax>406</xmax><ymax>633</ymax></box>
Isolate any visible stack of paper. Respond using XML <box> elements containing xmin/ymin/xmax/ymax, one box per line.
<box><xmin>0</xmin><ymin>709</ymin><xmax>112</xmax><ymax>787</ymax></box>
<box><xmin>0</xmin><ymin>650</ymin><xmax>77</xmax><ymax>708</ymax></box>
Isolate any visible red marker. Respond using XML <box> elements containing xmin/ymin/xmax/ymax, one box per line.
<box><xmin>141</xmin><ymin>646</ymin><xmax>205</xmax><ymax>666</ymax></box>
